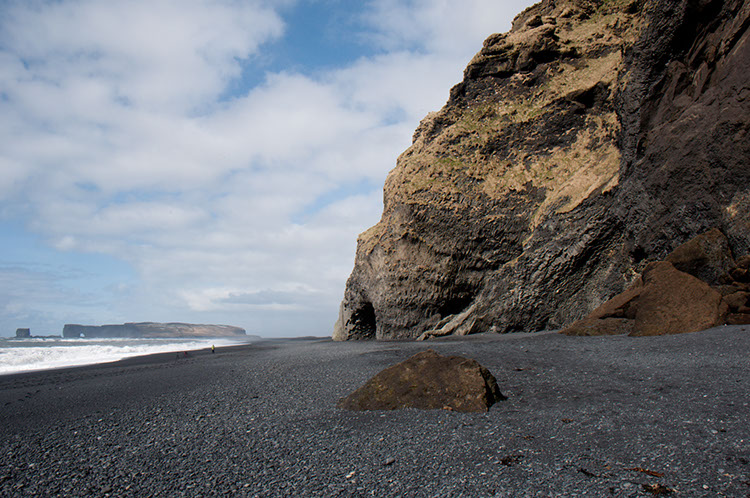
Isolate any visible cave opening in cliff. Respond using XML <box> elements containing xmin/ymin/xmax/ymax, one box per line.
<box><xmin>349</xmin><ymin>301</ymin><xmax>377</xmax><ymax>338</ymax></box>
<box><xmin>438</xmin><ymin>293</ymin><xmax>474</xmax><ymax>318</ymax></box>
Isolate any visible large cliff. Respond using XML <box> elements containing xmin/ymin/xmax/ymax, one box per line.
<box><xmin>334</xmin><ymin>0</ymin><xmax>750</xmax><ymax>340</ymax></box>
<box><xmin>63</xmin><ymin>322</ymin><xmax>246</xmax><ymax>338</ymax></box>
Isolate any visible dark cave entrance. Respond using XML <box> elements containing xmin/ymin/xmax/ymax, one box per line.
<box><xmin>349</xmin><ymin>301</ymin><xmax>377</xmax><ymax>338</ymax></box>
<box><xmin>438</xmin><ymin>295</ymin><xmax>474</xmax><ymax>318</ymax></box>
<box><xmin>438</xmin><ymin>282</ymin><xmax>476</xmax><ymax>319</ymax></box>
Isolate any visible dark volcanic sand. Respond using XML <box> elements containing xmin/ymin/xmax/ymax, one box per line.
<box><xmin>0</xmin><ymin>327</ymin><xmax>749</xmax><ymax>497</ymax></box>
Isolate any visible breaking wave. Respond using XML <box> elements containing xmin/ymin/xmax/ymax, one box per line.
<box><xmin>0</xmin><ymin>337</ymin><xmax>250</xmax><ymax>375</ymax></box>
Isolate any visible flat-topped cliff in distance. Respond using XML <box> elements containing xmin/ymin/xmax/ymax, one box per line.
<box><xmin>63</xmin><ymin>322</ymin><xmax>246</xmax><ymax>338</ymax></box>
<box><xmin>335</xmin><ymin>0</ymin><xmax>750</xmax><ymax>340</ymax></box>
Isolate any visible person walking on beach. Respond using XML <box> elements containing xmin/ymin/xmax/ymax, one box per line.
<box><xmin>211</xmin><ymin>345</ymin><xmax>215</xmax><ymax>354</ymax></box>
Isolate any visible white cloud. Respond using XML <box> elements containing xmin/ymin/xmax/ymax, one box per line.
<box><xmin>0</xmin><ymin>0</ymin><xmax>536</xmax><ymax>336</ymax></box>
<box><xmin>362</xmin><ymin>0</ymin><xmax>532</xmax><ymax>54</ymax></box>
<box><xmin>2</xmin><ymin>0</ymin><xmax>285</xmax><ymax>112</ymax></box>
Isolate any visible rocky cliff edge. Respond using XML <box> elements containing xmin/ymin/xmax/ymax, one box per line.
<box><xmin>334</xmin><ymin>0</ymin><xmax>750</xmax><ymax>340</ymax></box>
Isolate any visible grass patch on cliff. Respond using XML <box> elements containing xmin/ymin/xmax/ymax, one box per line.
<box><xmin>396</xmin><ymin>154</ymin><xmax>470</xmax><ymax>197</ymax></box>
<box><xmin>388</xmin><ymin>5</ymin><xmax>639</xmax><ymax>220</ymax></box>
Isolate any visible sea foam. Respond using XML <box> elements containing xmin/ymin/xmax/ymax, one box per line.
<box><xmin>0</xmin><ymin>337</ymin><xmax>248</xmax><ymax>375</ymax></box>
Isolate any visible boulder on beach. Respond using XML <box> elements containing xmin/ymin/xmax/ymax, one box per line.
<box><xmin>562</xmin><ymin>261</ymin><xmax>727</xmax><ymax>337</ymax></box>
<box><xmin>562</xmin><ymin>228</ymin><xmax>750</xmax><ymax>337</ymax></box>
<box><xmin>722</xmin><ymin>256</ymin><xmax>750</xmax><ymax>324</ymax></box>
<box><xmin>628</xmin><ymin>262</ymin><xmax>728</xmax><ymax>337</ymax></box>
<box><xmin>15</xmin><ymin>328</ymin><xmax>31</xmax><ymax>338</ymax></box>
<box><xmin>665</xmin><ymin>228</ymin><xmax>736</xmax><ymax>285</ymax></box>
<box><xmin>337</xmin><ymin>350</ymin><xmax>505</xmax><ymax>412</ymax></box>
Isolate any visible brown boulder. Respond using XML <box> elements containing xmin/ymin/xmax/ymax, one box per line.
<box><xmin>562</xmin><ymin>262</ymin><xmax>726</xmax><ymax>337</ymax></box>
<box><xmin>665</xmin><ymin>228</ymin><xmax>736</xmax><ymax>285</ymax></box>
<box><xmin>561</xmin><ymin>317</ymin><xmax>635</xmax><ymax>337</ymax></box>
<box><xmin>727</xmin><ymin>313</ymin><xmax>750</xmax><ymax>325</ymax></box>
<box><xmin>632</xmin><ymin>262</ymin><xmax>727</xmax><ymax>336</ymax></box>
<box><xmin>723</xmin><ymin>291</ymin><xmax>750</xmax><ymax>311</ymax></box>
<box><xmin>561</xmin><ymin>283</ymin><xmax>642</xmax><ymax>336</ymax></box>
<box><xmin>718</xmin><ymin>255</ymin><xmax>750</xmax><ymax>324</ymax></box>
<box><xmin>337</xmin><ymin>350</ymin><xmax>505</xmax><ymax>412</ymax></box>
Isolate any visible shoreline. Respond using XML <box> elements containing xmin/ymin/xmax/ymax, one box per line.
<box><xmin>1</xmin><ymin>326</ymin><xmax>748</xmax><ymax>496</ymax></box>
<box><xmin>0</xmin><ymin>342</ymin><xmax>238</xmax><ymax>380</ymax></box>
<box><xmin>0</xmin><ymin>335</ymin><xmax>274</xmax><ymax>378</ymax></box>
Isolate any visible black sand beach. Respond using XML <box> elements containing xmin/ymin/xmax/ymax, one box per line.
<box><xmin>1</xmin><ymin>326</ymin><xmax>749</xmax><ymax>497</ymax></box>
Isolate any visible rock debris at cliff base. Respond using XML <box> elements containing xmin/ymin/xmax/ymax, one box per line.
<box><xmin>562</xmin><ymin>228</ymin><xmax>750</xmax><ymax>335</ymax></box>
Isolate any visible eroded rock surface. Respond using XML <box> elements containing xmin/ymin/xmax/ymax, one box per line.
<box><xmin>337</xmin><ymin>350</ymin><xmax>505</xmax><ymax>412</ymax></box>
<box><xmin>335</xmin><ymin>0</ymin><xmax>750</xmax><ymax>340</ymax></box>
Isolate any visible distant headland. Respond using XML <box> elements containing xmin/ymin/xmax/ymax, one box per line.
<box><xmin>62</xmin><ymin>322</ymin><xmax>247</xmax><ymax>338</ymax></box>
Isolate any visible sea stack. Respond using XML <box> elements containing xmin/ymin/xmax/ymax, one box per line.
<box><xmin>334</xmin><ymin>0</ymin><xmax>750</xmax><ymax>340</ymax></box>
<box><xmin>15</xmin><ymin>328</ymin><xmax>31</xmax><ymax>338</ymax></box>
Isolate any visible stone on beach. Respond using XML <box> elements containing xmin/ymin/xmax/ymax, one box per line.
<box><xmin>337</xmin><ymin>349</ymin><xmax>505</xmax><ymax>412</ymax></box>
<box><xmin>664</xmin><ymin>228</ymin><xmax>736</xmax><ymax>285</ymax></box>
<box><xmin>628</xmin><ymin>262</ymin><xmax>727</xmax><ymax>337</ymax></box>
<box><xmin>562</xmin><ymin>228</ymin><xmax>750</xmax><ymax>337</ymax></box>
<box><xmin>561</xmin><ymin>261</ymin><xmax>726</xmax><ymax>337</ymax></box>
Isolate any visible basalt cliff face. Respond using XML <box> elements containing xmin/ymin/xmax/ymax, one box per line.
<box><xmin>62</xmin><ymin>322</ymin><xmax>246</xmax><ymax>338</ymax></box>
<box><xmin>334</xmin><ymin>0</ymin><xmax>750</xmax><ymax>340</ymax></box>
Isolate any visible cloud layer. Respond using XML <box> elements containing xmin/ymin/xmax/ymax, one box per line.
<box><xmin>0</xmin><ymin>0</ymin><xmax>535</xmax><ymax>336</ymax></box>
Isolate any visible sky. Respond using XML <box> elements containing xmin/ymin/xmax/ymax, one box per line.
<box><xmin>0</xmin><ymin>0</ymin><xmax>537</xmax><ymax>337</ymax></box>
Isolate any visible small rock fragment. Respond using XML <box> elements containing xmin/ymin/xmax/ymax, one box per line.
<box><xmin>642</xmin><ymin>483</ymin><xmax>675</xmax><ymax>495</ymax></box>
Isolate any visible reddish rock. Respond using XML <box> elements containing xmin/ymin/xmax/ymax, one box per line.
<box><xmin>337</xmin><ymin>350</ymin><xmax>505</xmax><ymax>412</ymax></box>
<box><xmin>665</xmin><ymin>228</ymin><xmax>736</xmax><ymax>285</ymax></box>
<box><xmin>631</xmin><ymin>262</ymin><xmax>727</xmax><ymax>336</ymax></box>
<box><xmin>561</xmin><ymin>284</ymin><xmax>642</xmax><ymax>336</ymax></box>
<box><xmin>562</xmin><ymin>262</ymin><xmax>726</xmax><ymax>337</ymax></box>
<box><xmin>723</xmin><ymin>291</ymin><xmax>750</xmax><ymax>311</ymax></box>
<box><xmin>562</xmin><ymin>317</ymin><xmax>635</xmax><ymax>337</ymax></box>
<box><xmin>715</xmin><ymin>284</ymin><xmax>748</xmax><ymax>296</ymax></box>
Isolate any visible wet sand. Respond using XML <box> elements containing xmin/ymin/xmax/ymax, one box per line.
<box><xmin>1</xmin><ymin>326</ymin><xmax>749</xmax><ymax>496</ymax></box>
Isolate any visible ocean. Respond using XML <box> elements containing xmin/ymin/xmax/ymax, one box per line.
<box><xmin>0</xmin><ymin>336</ymin><xmax>253</xmax><ymax>375</ymax></box>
